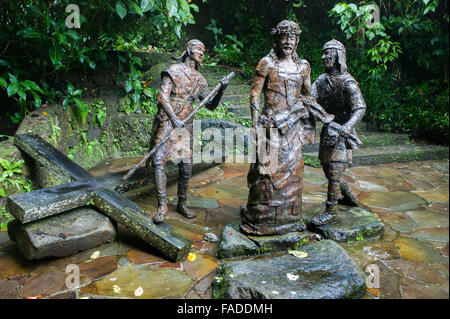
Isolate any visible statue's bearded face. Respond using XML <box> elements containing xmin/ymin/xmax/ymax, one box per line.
<box><xmin>322</xmin><ymin>48</ymin><xmax>338</xmax><ymax>71</ymax></box>
<box><xmin>188</xmin><ymin>45</ymin><xmax>205</xmax><ymax>64</ymax></box>
<box><xmin>278</xmin><ymin>34</ymin><xmax>297</xmax><ymax>57</ymax></box>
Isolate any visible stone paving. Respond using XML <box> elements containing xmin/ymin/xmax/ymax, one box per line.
<box><xmin>0</xmin><ymin>158</ymin><xmax>448</xmax><ymax>299</ymax></box>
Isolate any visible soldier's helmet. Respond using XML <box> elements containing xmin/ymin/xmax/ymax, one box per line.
<box><xmin>186</xmin><ymin>39</ymin><xmax>205</xmax><ymax>53</ymax></box>
<box><xmin>173</xmin><ymin>39</ymin><xmax>205</xmax><ymax>69</ymax></box>
<box><xmin>323</xmin><ymin>39</ymin><xmax>347</xmax><ymax>73</ymax></box>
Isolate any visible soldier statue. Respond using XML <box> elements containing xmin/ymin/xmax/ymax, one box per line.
<box><xmin>311</xmin><ymin>39</ymin><xmax>366</xmax><ymax>226</ymax></box>
<box><xmin>240</xmin><ymin>20</ymin><xmax>335</xmax><ymax>236</ymax></box>
<box><xmin>149</xmin><ymin>39</ymin><xmax>229</xmax><ymax>223</ymax></box>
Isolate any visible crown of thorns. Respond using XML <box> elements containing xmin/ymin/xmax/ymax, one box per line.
<box><xmin>271</xmin><ymin>20</ymin><xmax>302</xmax><ymax>36</ymax></box>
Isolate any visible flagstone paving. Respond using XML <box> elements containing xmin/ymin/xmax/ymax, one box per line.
<box><xmin>0</xmin><ymin>159</ymin><xmax>448</xmax><ymax>299</ymax></box>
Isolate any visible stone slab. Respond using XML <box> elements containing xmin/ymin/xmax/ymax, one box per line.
<box><xmin>14</xmin><ymin>133</ymin><xmax>92</xmax><ymax>182</ymax></box>
<box><xmin>6</xmin><ymin>180</ymin><xmax>95</xmax><ymax>223</ymax></box>
<box><xmin>217</xmin><ymin>222</ymin><xmax>314</xmax><ymax>259</ymax></box>
<box><xmin>92</xmin><ymin>188</ymin><xmax>192</xmax><ymax>262</ymax></box>
<box><xmin>212</xmin><ymin>240</ymin><xmax>366</xmax><ymax>299</ymax></box>
<box><xmin>302</xmin><ymin>204</ymin><xmax>385</xmax><ymax>243</ymax></box>
<box><xmin>304</xmin><ymin>144</ymin><xmax>449</xmax><ymax>167</ymax></box>
<box><xmin>7</xmin><ymin>207</ymin><xmax>116</xmax><ymax>260</ymax></box>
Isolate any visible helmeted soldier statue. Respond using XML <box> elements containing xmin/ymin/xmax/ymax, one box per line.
<box><xmin>149</xmin><ymin>39</ymin><xmax>229</xmax><ymax>223</ymax></box>
<box><xmin>311</xmin><ymin>39</ymin><xmax>366</xmax><ymax>226</ymax></box>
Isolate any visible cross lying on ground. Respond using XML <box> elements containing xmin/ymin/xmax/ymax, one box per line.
<box><xmin>6</xmin><ymin>133</ymin><xmax>192</xmax><ymax>261</ymax></box>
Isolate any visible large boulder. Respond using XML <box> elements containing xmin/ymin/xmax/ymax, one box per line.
<box><xmin>7</xmin><ymin>207</ymin><xmax>116</xmax><ymax>260</ymax></box>
<box><xmin>212</xmin><ymin>240</ymin><xmax>366</xmax><ymax>299</ymax></box>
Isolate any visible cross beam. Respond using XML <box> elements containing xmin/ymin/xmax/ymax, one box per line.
<box><xmin>6</xmin><ymin>134</ymin><xmax>192</xmax><ymax>261</ymax></box>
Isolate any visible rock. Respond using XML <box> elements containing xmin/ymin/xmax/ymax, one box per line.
<box><xmin>204</xmin><ymin>232</ymin><xmax>219</xmax><ymax>243</ymax></box>
<box><xmin>217</xmin><ymin>223</ymin><xmax>259</xmax><ymax>258</ymax></box>
<box><xmin>303</xmin><ymin>204</ymin><xmax>385</xmax><ymax>243</ymax></box>
<box><xmin>181</xmin><ymin>252</ymin><xmax>218</xmax><ymax>279</ymax></box>
<box><xmin>7</xmin><ymin>207</ymin><xmax>116</xmax><ymax>260</ymax></box>
<box><xmin>142</xmin><ymin>62</ymin><xmax>170</xmax><ymax>89</ymax></box>
<box><xmin>212</xmin><ymin>240</ymin><xmax>366</xmax><ymax>299</ymax></box>
<box><xmin>405</xmin><ymin>210</ymin><xmax>449</xmax><ymax>229</ymax></box>
<box><xmin>395</xmin><ymin>237</ymin><xmax>448</xmax><ymax>264</ymax></box>
<box><xmin>0</xmin><ymin>280</ymin><xmax>20</xmax><ymax>299</ymax></box>
<box><xmin>168</xmin><ymin>196</ymin><xmax>219</xmax><ymax>209</ymax></box>
<box><xmin>80</xmin><ymin>263</ymin><xmax>196</xmax><ymax>299</ymax></box>
<box><xmin>359</xmin><ymin>191</ymin><xmax>427</xmax><ymax>212</ymax></box>
<box><xmin>217</xmin><ymin>222</ymin><xmax>315</xmax><ymax>259</ymax></box>
<box><xmin>411</xmin><ymin>228</ymin><xmax>449</xmax><ymax>243</ymax></box>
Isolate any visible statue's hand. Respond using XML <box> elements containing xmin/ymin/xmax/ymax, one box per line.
<box><xmin>339</xmin><ymin>124</ymin><xmax>352</xmax><ymax>137</ymax></box>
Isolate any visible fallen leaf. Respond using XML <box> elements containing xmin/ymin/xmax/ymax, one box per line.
<box><xmin>187</xmin><ymin>253</ymin><xmax>196</xmax><ymax>262</ymax></box>
<box><xmin>134</xmin><ymin>287</ymin><xmax>144</xmax><ymax>297</ymax></box>
<box><xmin>366</xmin><ymin>288</ymin><xmax>380</xmax><ymax>298</ymax></box>
<box><xmin>286</xmin><ymin>273</ymin><xmax>299</xmax><ymax>281</ymax></box>
<box><xmin>288</xmin><ymin>250</ymin><xmax>308</xmax><ymax>258</ymax></box>
<box><xmin>112</xmin><ymin>285</ymin><xmax>121</xmax><ymax>294</ymax></box>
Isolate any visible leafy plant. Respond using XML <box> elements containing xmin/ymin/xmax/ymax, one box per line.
<box><xmin>91</xmin><ymin>100</ymin><xmax>107</xmax><ymax>127</ymax></box>
<box><xmin>0</xmin><ymin>73</ymin><xmax>44</xmax><ymax>123</ymax></box>
<box><xmin>205</xmin><ymin>19</ymin><xmax>244</xmax><ymax>67</ymax></box>
<box><xmin>62</xmin><ymin>83</ymin><xmax>88</xmax><ymax>128</ymax></box>
<box><xmin>0</xmin><ymin>0</ymin><xmax>204</xmax><ymax>124</ymax></box>
<box><xmin>0</xmin><ymin>158</ymin><xmax>33</xmax><ymax>197</ymax></box>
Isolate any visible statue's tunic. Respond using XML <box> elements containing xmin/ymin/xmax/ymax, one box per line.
<box><xmin>240</xmin><ymin>56</ymin><xmax>316</xmax><ymax>236</ymax></box>
<box><xmin>312</xmin><ymin>72</ymin><xmax>366</xmax><ymax>164</ymax></box>
<box><xmin>150</xmin><ymin>63</ymin><xmax>208</xmax><ymax>165</ymax></box>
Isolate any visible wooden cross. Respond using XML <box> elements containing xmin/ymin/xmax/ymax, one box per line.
<box><xmin>6</xmin><ymin>134</ymin><xmax>192</xmax><ymax>262</ymax></box>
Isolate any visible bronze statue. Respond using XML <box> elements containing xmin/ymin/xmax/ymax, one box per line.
<box><xmin>311</xmin><ymin>39</ymin><xmax>366</xmax><ymax>226</ymax></box>
<box><xmin>240</xmin><ymin>21</ymin><xmax>335</xmax><ymax>236</ymax></box>
<box><xmin>149</xmin><ymin>39</ymin><xmax>229</xmax><ymax>223</ymax></box>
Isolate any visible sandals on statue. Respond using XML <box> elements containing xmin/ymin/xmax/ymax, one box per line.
<box><xmin>153</xmin><ymin>205</ymin><xmax>168</xmax><ymax>223</ymax></box>
<box><xmin>311</xmin><ymin>211</ymin><xmax>337</xmax><ymax>226</ymax></box>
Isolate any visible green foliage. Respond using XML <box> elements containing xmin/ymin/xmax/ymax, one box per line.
<box><xmin>0</xmin><ymin>206</ymin><xmax>13</xmax><ymax>229</ymax></box>
<box><xmin>119</xmin><ymin>87</ymin><xmax>158</xmax><ymax>115</ymax></box>
<box><xmin>204</xmin><ymin>19</ymin><xmax>245</xmax><ymax>67</ymax></box>
<box><xmin>0</xmin><ymin>0</ymin><xmax>203</xmax><ymax>123</ymax></box>
<box><xmin>328</xmin><ymin>0</ymin><xmax>448</xmax><ymax>143</ymax></box>
<box><xmin>329</xmin><ymin>3</ymin><xmax>387</xmax><ymax>42</ymax></box>
<box><xmin>62</xmin><ymin>83</ymin><xmax>88</xmax><ymax>128</ymax></box>
<box><xmin>0</xmin><ymin>158</ymin><xmax>34</xmax><ymax>197</ymax></box>
<box><xmin>91</xmin><ymin>100</ymin><xmax>107</xmax><ymax>127</ymax></box>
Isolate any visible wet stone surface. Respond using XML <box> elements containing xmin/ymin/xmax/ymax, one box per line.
<box><xmin>217</xmin><ymin>222</ymin><xmax>315</xmax><ymax>258</ymax></box>
<box><xmin>212</xmin><ymin>240</ymin><xmax>366</xmax><ymax>299</ymax></box>
<box><xmin>0</xmin><ymin>160</ymin><xmax>448</xmax><ymax>299</ymax></box>
<box><xmin>303</xmin><ymin>204</ymin><xmax>385</xmax><ymax>243</ymax></box>
<box><xmin>7</xmin><ymin>207</ymin><xmax>116</xmax><ymax>260</ymax></box>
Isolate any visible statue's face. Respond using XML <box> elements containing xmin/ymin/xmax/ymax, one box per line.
<box><xmin>322</xmin><ymin>49</ymin><xmax>338</xmax><ymax>71</ymax></box>
<box><xmin>278</xmin><ymin>34</ymin><xmax>297</xmax><ymax>57</ymax></box>
<box><xmin>188</xmin><ymin>45</ymin><xmax>205</xmax><ymax>64</ymax></box>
